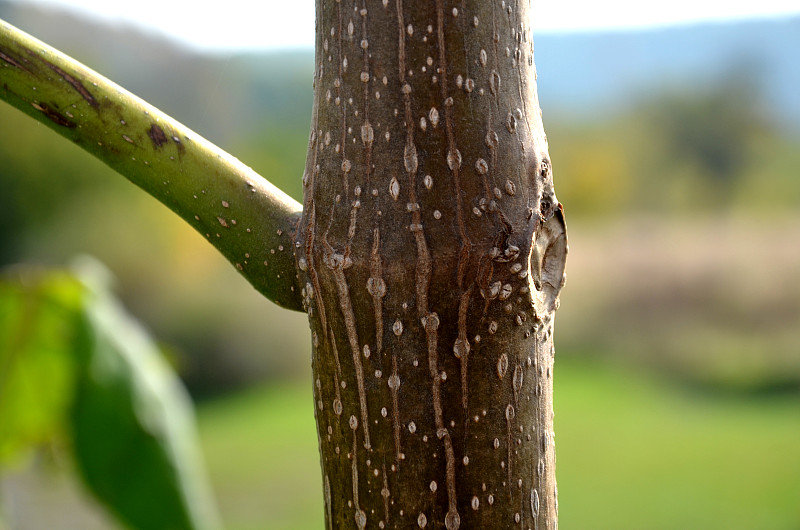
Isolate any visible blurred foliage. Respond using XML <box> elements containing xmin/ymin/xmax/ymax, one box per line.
<box><xmin>0</xmin><ymin>269</ymin><xmax>80</xmax><ymax>466</ymax></box>
<box><xmin>549</xmin><ymin>74</ymin><xmax>800</xmax><ymax>217</ymax></box>
<box><xmin>0</xmin><ymin>261</ymin><xmax>219</xmax><ymax>529</ymax></box>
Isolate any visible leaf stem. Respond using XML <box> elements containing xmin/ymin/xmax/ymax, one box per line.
<box><xmin>0</xmin><ymin>19</ymin><xmax>303</xmax><ymax>310</ymax></box>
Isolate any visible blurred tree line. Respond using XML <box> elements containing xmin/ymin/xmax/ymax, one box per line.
<box><xmin>548</xmin><ymin>69</ymin><xmax>800</xmax><ymax>217</ymax></box>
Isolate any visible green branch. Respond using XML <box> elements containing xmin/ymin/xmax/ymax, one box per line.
<box><xmin>0</xmin><ymin>19</ymin><xmax>303</xmax><ymax>311</ymax></box>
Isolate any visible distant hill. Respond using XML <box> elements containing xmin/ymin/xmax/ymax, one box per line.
<box><xmin>1</xmin><ymin>1</ymin><xmax>798</xmax><ymax>135</ymax></box>
<box><xmin>534</xmin><ymin>19</ymin><xmax>800</xmax><ymax>129</ymax></box>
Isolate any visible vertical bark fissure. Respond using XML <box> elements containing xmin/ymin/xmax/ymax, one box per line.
<box><xmin>368</xmin><ymin>228</ymin><xmax>385</xmax><ymax>363</ymax></box>
<box><xmin>308</xmin><ymin>207</ymin><xmax>344</xmax><ymax>420</ymax></box>
<box><xmin>396</xmin><ymin>0</ymin><xmax>432</xmax><ymax>317</ymax></box>
<box><xmin>303</xmin><ymin>130</ymin><xmax>323</xmax><ymax>327</ymax></box>
<box><xmin>329</xmin><ymin>260</ymin><xmax>372</xmax><ymax>451</ymax></box>
<box><xmin>423</xmin><ymin>310</ymin><xmax>459</xmax><ymax>530</ymax></box>
<box><xmin>381</xmin><ymin>461</ymin><xmax>391</xmax><ymax>524</ymax></box>
<box><xmin>329</xmin><ymin>326</ymin><xmax>343</xmax><ymax>419</ymax></box>
<box><xmin>436</xmin><ymin>0</ymin><xmax>475</xmax><ymax>441</ymax></box>
<box><xmin>435</xmin><ymin>0</ymin><xmax>471</xmax><ymax>290</ymax></box>
<box><xmin>324</xmin><ymin>474</ymin><xmax>333</xmax><ymax>527</ymax></box>
<box><xmin>389</xmin><ymin>348</ymin><xmax>402</xmax><ymax>462</ymax></box>
<box><xmin>457</xmin><ymin>287</ymin><xmax>472</xmax><ymax>414</ymax></box>
<box><xmin>350</xmin><ymin>420</ymin><xmax>366</xmax><ymax>529</ymax></box>
<box><xmin>344</xmin><ymin>196</ymin><xmax>361</xmax><ymax>261</ymax></box>
<box><xmin>304</xmin><ymin>124</ymin><xmax>346</xmax><ymax>446</ymax></box>
<box><xmin>404</xmin><ymin>2</ymin><xmax>460</xmax><ymax>528</ymax></box>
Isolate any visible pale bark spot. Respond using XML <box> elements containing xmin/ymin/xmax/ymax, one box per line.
<box><xmin>446</xmin><ymin>149</ymin><xmax>462</xmax><ymax>170</ymax></box>
<box><xmin>361</xmin><ymin>123</ymin><xmax>374</xmax><ymax>146</ymax></box>
<box><xmin>429</xmin><ymin>107</ymin><xmax>440</xmax><ymax>127</ymax></box>
<box><xmin>497</xmin><ymin>353</ymin><xmax>508</xmax><ymax>379</ymax></box>
<box><xmin>389</xmin><ymin>176</ymin><xmax>400</xmax><ymax>200</ymax></box>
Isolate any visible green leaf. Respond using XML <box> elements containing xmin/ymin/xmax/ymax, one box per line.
<box><xmin>69</xmin><ymin>258</ymin><xmax>221</xmax><ymax>530</ymax></box>
<box><xmin>0</xmin><ymin>261</ymin><xmax>220</xmax><ymax>529</ymax></box>
<box><xmin>0</xmin><ymin>271</ymin><xmax>83</xmax><ymax>466</ymax></box>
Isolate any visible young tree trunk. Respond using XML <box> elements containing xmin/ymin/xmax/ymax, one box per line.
<box><xmin>295</xmin><ymin>1</ymin><xmax>566</xmax><ymax>528</ymax></box>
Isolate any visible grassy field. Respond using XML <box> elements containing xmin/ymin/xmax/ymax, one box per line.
<box><xmin>197</xmin><ymin>359</ymin><xmax>800</xmax><ymax>529</ymax></box>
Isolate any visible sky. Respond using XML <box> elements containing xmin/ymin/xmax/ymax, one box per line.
<box><xmin>12</xmin><ymin>0</ymin><xmax>800</xmax><ymax>52</ymax></box>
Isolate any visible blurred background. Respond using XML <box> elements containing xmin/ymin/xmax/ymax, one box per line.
<box><xmin>1</xmin><ymin>0</ymin><xmax>799</xmax><ymax>528</ymax></box>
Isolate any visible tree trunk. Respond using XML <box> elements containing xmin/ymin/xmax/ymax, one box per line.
<box><xmin>294</xmin><ymin>1</ymin><xmax>567</xmax><ymax>528</ymax></box>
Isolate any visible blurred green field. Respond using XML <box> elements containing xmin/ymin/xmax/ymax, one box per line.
<box><xmin>197</xmin><ymin>359</ymin><xmax>800</xmax><ymax>530</ymax></box>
